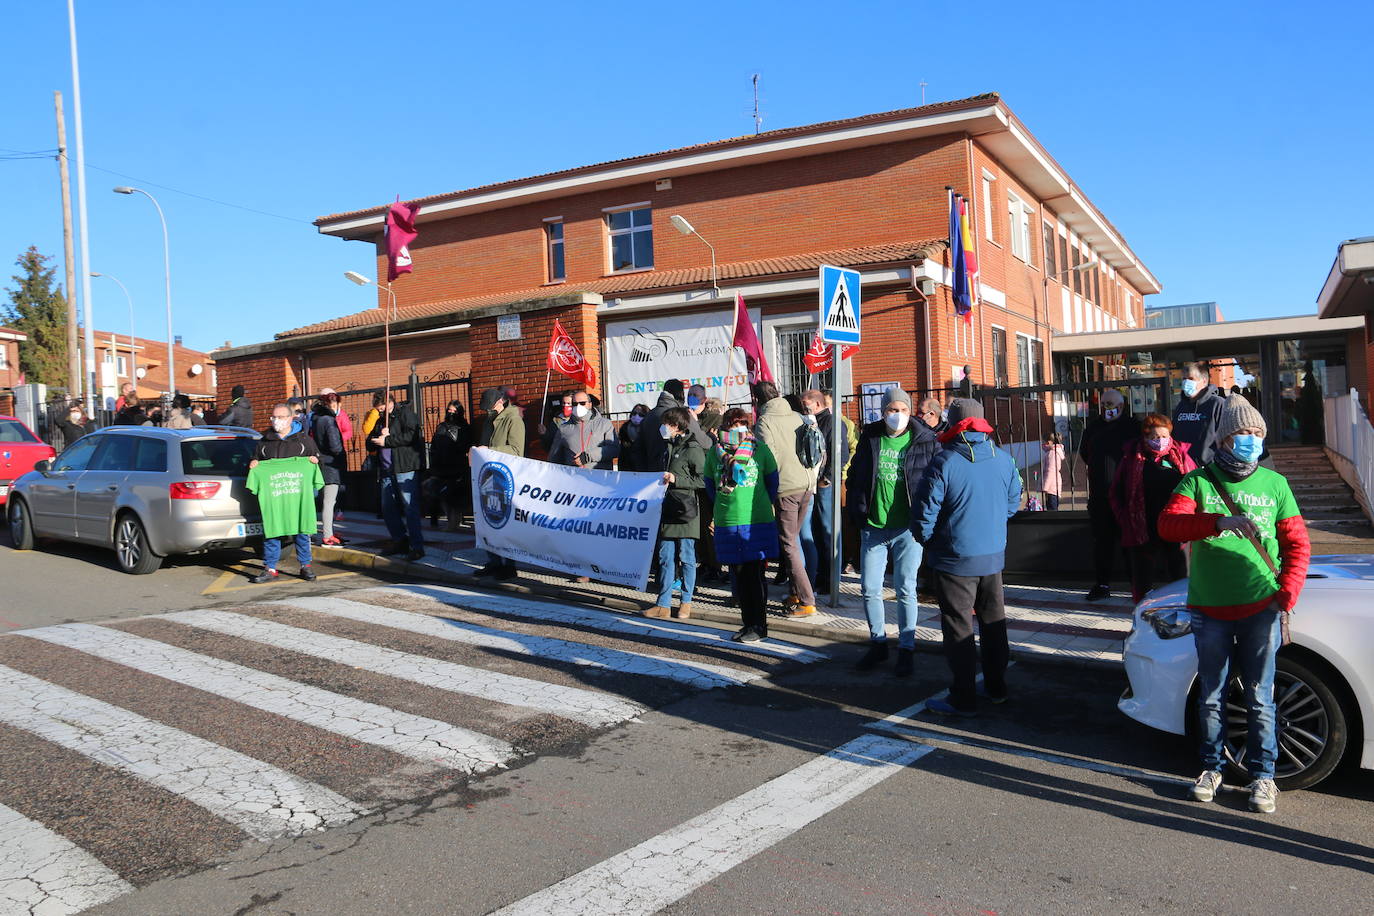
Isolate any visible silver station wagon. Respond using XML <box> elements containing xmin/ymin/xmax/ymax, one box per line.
<box><xmin>6</xmin><ymin>426</ymin><xmax>263</xmax><ymax>574</ymax></box>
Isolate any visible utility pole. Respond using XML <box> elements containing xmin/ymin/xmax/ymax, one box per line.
<box><xmin>752</xmin><ymin>74</ymin><xmax>762</xmax><ymax>134</ymax></box>
<box><xmin>67</xmin><ymin>0</ymin><xmax>98</xmax><ymax>414</ymax></box>
<box><xmin>54</xmin><ymin>90</ymin><xmax>81</xmax><ymax>400</ymax></box>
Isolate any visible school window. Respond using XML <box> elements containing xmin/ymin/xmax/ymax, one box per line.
<box><xmin>606</xmin><ymin>205</ymin><xmax>653</xmax><ymax>272</ymax></box>
<box><xmin>991</xmin><ymin>327</ymin><xmax>1009</xmax><ymax>388</ymax></box>
<box><xmin>777</xmin><ymin>327</ymin><xmax>832</xmax><ymax>396</ymax></box>
<box><xmin>1058</xmin><ymin>233</ymin><xmax>1069</xmax><ymax>284</ymax></box>
<box><xmin>1016</xmin><ymin>334</ymin><xmax>1030</xmax><ymax>386</ymax></box>
<box><xmin>0</xmin><ymin>347</ymin><xmax>7</xmax><ymax>369</ymax></box>
<box><xmin>1043</xmin><ymin>221</ymin><xmax>1057</xmax><ymax>277</ymax></box>
<box><xmin>1033</xmin><ymin>339</ymin><xmax>1045</xmax><ymax>386</ymax></box>
<box><xmin>1071</xmin><ymin>243</ymin><xmax>1082</xmax><ymax>295</ymax></box>
<box><xmin>545</xmin><ymin>220</ymin><xmax>565</xmax><ymax>282</ymax></box>
<box><xmin>117</xmin><ymin>356</ymin><xmax>127</xmax><ymax>377</ymax></box>
<box><xmin>103</xmin><ymin>349</ymin><xmax>114</xmax><ymax>366</ymax></box>
<box><xmin>981</xmin><ymin>174</ymin><xmax>995</xmax><ymax>242</ymax></box>
<box><xmin>1007</xmin><ymin>194</ymin><xmax>1033</xmax><ymax>263</ymax></box>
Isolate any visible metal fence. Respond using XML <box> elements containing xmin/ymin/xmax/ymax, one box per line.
<box><xmin>1324</xmin><ymin>388</ymin><xmax>1374</xmax><ymax>520</ymax></box>
<box><xmin>307</xmin><ymin>368</ymin><xmax>472</xmax><ymax>472</ymax></box>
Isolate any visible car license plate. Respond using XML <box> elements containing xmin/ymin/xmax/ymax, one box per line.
<box><xmin>236</xmin><ymin>522</ymin><xmax>264</xmax><ymax>537</ymax></box>
<box><xmin>0</xmin><ymin>486</ymin><xmax>8</xmax><ymax>497</ymax></box>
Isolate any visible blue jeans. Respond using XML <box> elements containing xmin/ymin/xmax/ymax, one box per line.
<box><xmin>810</xmin><ymin>484</ymin><xmax>835</xmax><ymax>585</ymax></box>
<box><xmin>263</xmin><ymin>533</ymin><xmax>311</xmax><ymax>570</ymax></box>
<box><xmin>656</xmin><ymin>538</ymin><xmax>697</xmax><ymax>607</ymax></box>
<box><xmin>381</xmin><ymin>471</ymin><xmax>425</xmax><ymax>550</ymax></box>
<box><xmin>860</xmin><ymin>525</ymin><xmax>922</xmax><ymax>649</ymax></box>
<box><xmin>1194</xmin><ymin>608</ymin><xmax>1280</xmax><ymax>781</ymax></box>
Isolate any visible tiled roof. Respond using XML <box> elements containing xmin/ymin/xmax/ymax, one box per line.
<box><xmin>314</xmin><ymin>95</ymin><xmax>1001</xmax><ymax>227</ymax></box>
<box><xmin>277</xmin><ymin>238</ymin><xmax>947</xmax><ymax>340</ymax></box>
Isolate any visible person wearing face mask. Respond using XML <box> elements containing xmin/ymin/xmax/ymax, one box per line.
<box><xmin>475</xmin><ymin>387</ymin><xmax>523</xmax><ymax>579</ymax></box>
<box><xmin>751</xmin><ymin>381</ymin><xmax>820</xmax><ymax>619</ymax></box>
<box><xmin>430</xmin><ymin>400</ymin><xmax>472</xmax><ymax>532</ymax></box>
<box><xmin>911</xmin><ymin>398</ymin><xmax>1022</xmax><ymax>716</ymax></box>
<box><xmin>1159</xmin><ymin>395</ymin><xmax>1310</xmax><ymax>815</ymax></box>
<box><xmin>548</xmin><ymin>389</ymin><xmax>618</xmax><ymax>470</ymax></box>
<box><xmin>845</xmin><ymin>387</ymin><xmax>938</xmax><ymax>675</ymax></box>
<box><xmin>649</xmin><ymin>407</ymin><xmax>705</xmax><ymax>618</ymax></box>
<box><xmin>1109</xmin><ymin>413</ymin><xmax>1196</xmax><ymax>603</ymax></box>
<box><xmin>617</xmin><ymin>404</ymin><xmax>651</xmax><ymax>471</ymax></box>
<box><xmin>705</xmin><ymin>408</ymin><xmax>780</xmax><ymax>642</ymax></box>
<box><xmin>631</xmin><ymin>378</ymin><xmax>712</xmax><ymax>473</ymax></box>
<box><xmin>57</xmin><ymin>401</ymin><xmax>97</xmax><ymax>444</ymax></box>
<box><xmin>1078</xmin><ymin>388</ymin><xmax>1135</xmax><ymax>601</ymax></box>
<box><xmin>366</xmin><ymin>396</ymin><xmax>427</xmax><ymax>562</ymax></box>
<box><xmin>1172</xmin><ymin>361</ymin><xmax>1226</xmax><ymax>466</ymax></box>
<box><xmin>312</xmin><ymin>393</ymin><xmax>348</xmax><ymax>545</ymax></box>
<box><xmin>249</xmin><ymin>403</ymin><xmax>323</xmax><ymax>584</ymax></box>
<box><xmin>540</xmin><ymin>390</ymin><xmax>577</xmax><ymax>458</ymax></box>
<box><xmin>801</xmin><ymin>389</ymin><xmax>850</xmax><ymax>595</ymax></box>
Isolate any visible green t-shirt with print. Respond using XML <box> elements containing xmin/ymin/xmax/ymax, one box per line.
<box><xmin>247</xmin><ymin>456</ymin><xmax>324</xmax><ymax>538</ymax></box>
<box><xmin>1172</xmin><ymin>466</ymin><xmax>1301</xmax><ymax>607</ymax></box>
<box><xmin>704</xmin><ymin>442</ymin><xmax>778</xmax><ymax>528</ymax></box>
<box><xmin>868</xmin><ymin>429</ymin><xmax>913</xmax><ymax>529</ymax></box>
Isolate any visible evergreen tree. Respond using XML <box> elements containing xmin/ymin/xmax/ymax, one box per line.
<box><xmin>3</xmin><ymin>247</ymin><xmax>70</xmax><ymax>386</ymax></box>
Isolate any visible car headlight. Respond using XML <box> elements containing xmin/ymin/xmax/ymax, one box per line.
<box><xmin>1141</xmin><ymin>606</ymin><xmax>1193</xmax><ymax>640</ymax></box>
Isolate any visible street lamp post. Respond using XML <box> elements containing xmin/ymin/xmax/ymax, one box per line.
<box><xmin>113</xmin><ymin>187</ymin><xmax>174</xmax><ymax>404</ymax></box>
<box><xmin>89</xmin><ymin>271</ymin><xmax>135</xmax><ymax>394</ymax></box>
<box><xmin>1040</xmin><ymin>259</ymin><xmax>1099</xmax><ymax>380</ymax></box>
<box><xmin>344</xmin><ymin>271</ymin><xmax>398</xmax><ymax>392</ymax></box>
<box><xmin>669</xmin><ymin>215</ymin><xmax>719</xmax><ymax>298</ymax></box>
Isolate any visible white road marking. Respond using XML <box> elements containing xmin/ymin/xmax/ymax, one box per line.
<box><xmin>493</xmin><ymin>733</ymin><xmax>933</xmax><ymax>915</ymax></box>
<box><xmin>281</xmin><ymin>595</ymin><xmax>765</xmax><ymax>690</ymax></box>
<box><xmin>0</xmin><ymin>664</ymin><xmax>360</xmax><ymax>841</ymax></box>
<box><xmin>22</xmin><ymin>623</ymin><xmax>517</xmax><ymax>774</ymax></box>
<box><xmin>164</xmin><ymin>610</ymin><xmax>648</xmax><ymax>728</ymax></box>
<box><xmin>377</xmin><ymin>584</ymin><xmax>828</xmax><ymax>662</ymax></box>
<box><xmin>0</xmin><ymin>800</ymin><xmax>133</xmax><ymax>916</ymax></box>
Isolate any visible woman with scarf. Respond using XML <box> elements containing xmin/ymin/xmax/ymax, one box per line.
<box><xmin>703</xmin><ymin>407</ymin><xmax>779</xmax><ymax>643</ymax></box>
<box><xmin>1159</xmin><ymin>395</ymin><xmax>1309</xmax><ymax>816</ymax></box>
<box><xmin>1109</xmin><ymin>412</ymin><xmax>1196</xmax><ymax>603</ymax></box>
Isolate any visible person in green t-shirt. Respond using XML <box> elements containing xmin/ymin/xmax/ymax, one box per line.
<box><xmin>1159</xmin><ymin>395</ymin><xmax>1310</xmax><ymax>816</ymax></box>
<box><xmin>246</xmin><ymin>403</ymin><xmax>324</xmax><ymax>584</ymax></box>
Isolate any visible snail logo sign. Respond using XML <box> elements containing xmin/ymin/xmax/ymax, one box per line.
<box><xmin>604</xmin><ymin>308</ymin><xmax>760</xmax><ymax>414</ymax></box>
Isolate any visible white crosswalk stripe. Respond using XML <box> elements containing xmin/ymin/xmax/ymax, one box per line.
<box><xmin>22</xmin><ymin>623</ymin><xmax>518</xmax><ymax>774</ymax></box>
<box><xmin>0</xmin><ymin>801</ymin><xmax>132</xmax><ymax>916</ymax></box>
<box><xmin>281</xmin><ymin>595</ymin><xmax>765</xmax><ymax>689</ymax></box>
<box><xmin>0</xmin><ymin>664</ymin><xmax>361</xmax><ymax>841</ymax></box>
<box><xmin>164</xmin><ymin>609</ymin><xmax>653</xmax><ymax>727</ymax></box>
<box><xmin>379</xmin><ymin>584</ymin><xmax>828</xmax><ymax>663</ymax></box>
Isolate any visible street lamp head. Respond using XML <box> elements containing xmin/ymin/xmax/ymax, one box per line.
<box><xmin>112</xmin><ymin>186</ymin><xmax>135</xmax><ymax>194</ymax></box>
<box><xmin>669</xmin><ymin>215</ymin><xmax>696</xmax><ymax>236</ymax></box>
<box><xmin>1077</xmin><ymin>260</ymin><xmax>1099</xmax><ymax>272</ymax></box>
<box><xmin>89</xmin><ymin>271</ymin><xmax>102</xmax><ymax>277</ymax></box>
<box><xmin>343</xmin><ymin>270</ymin><xmax>371</xmax><ymax>287</ymax></box>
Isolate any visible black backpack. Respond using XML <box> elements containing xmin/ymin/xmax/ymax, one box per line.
<box><xmin>796</xmin><ymin>421</ymin><xmax>825</xmax><ymax>469</ymax></box>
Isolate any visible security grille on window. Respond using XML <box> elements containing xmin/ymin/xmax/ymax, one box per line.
<box><xmin>1016</xmin><ymin>334</ymin><xmax>1031</xmax><ymax>387</ymax></box>
<box><xmin>776</xmin><ymin>327</ymin><xmax>832</xmax><ymax>397</ymax></box>
<box><xmin>546</xmin><ymin>221</ymin><xmax>565</xmax><ymax>281</ymax></box>
<box><xmin>607</xmin><ymin>207</ymin><xmax>653</xmax><ymax>272</ymax></box>
<box><xmin>991</xmin><ymin>328</ymin><xmax>1009</xmax><ymax>388</ymax></box>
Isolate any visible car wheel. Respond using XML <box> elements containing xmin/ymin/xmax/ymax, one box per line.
<box><xmin>114</xmin><ymin>513</ymin><xmax>163</xmax><ymax>575</ymax></box>
<box><xmin>1223</xmin><ymin>654</ymin><xmax>1350</xmax><ymax>791</ymax></box>
<box><xmin>7</xmin><ymin>498</ymin><xmax>35</xmax><ymax>551</ymax></box>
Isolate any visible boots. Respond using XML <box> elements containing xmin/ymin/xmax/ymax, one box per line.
<box><xmin>674</xmin><ymin>602</ymin><xmax>693</xmax><ymax>620</ymax></box>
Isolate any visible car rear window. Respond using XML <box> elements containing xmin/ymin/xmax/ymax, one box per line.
<box><xmin>180</xmin><ymin>438</ymin><xmax>255</xmax><ymax>476</ymax></box>
<box><xmin>0</xmin><ymin>420</ymin><xmax>39</xmax><ymax>443</ymax></box>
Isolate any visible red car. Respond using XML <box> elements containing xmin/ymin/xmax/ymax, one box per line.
<box><xmin>0</xmin><ymin>415</ymin><xmax>56</xmax><ymax>506</ymax></box>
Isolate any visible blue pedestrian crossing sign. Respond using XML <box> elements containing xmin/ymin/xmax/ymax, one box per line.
<box><xmin>819</xmin><ymin>265</ymin><xmax>861</xmax><ymax>345</ymax></box>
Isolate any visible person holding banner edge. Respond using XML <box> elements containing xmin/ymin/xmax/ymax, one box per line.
<box><xmin>651</xmin><ymin>407</ymin><xmax>705</xmax><ymax>619</ymax></box>
<box><xmin>476</xmin><ymin>387</ymin><xmax>524</xmax><ymax>580</ymax></box>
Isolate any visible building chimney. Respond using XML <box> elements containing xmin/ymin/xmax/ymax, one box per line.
<box><xmin>174</xmin><ymin>335</ymin><xmax>183</xmax><ymax>346</ymax></box>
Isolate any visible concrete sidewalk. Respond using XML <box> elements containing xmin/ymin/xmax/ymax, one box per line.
<box><xmin>313</xmin><ymin>513</ymin><xmax>1133</xmax><ymax>671</ymax></box>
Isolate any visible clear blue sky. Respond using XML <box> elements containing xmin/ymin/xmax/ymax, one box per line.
<box><xmin>3</xmin><ymin>0</ymin><xmax>1370</xmax><ymax>354</ymax></box>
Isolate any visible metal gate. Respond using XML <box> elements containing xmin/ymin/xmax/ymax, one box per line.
<box><xmin>308</xmin><ymin>368</ymin><xmax>471</xmax><ymax>472</ymax></box>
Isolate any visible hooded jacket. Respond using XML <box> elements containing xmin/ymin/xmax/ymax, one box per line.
<box><xmin>752</xmin><ymin>396</ymin><xmax>818</xmax><ymax>497</ymax></box>
<box><xmin>912</xmin><ymin>423</ymin><xmax>1022</xmax><ymax>576</ymax></box>
<box><xmin>633</xmin><ymin>390</ymin><xmax>710</xmax><ymax>471</ymax></box>
<box><xmin>311</xmin><ymin>403</ymin><xmax>346</xmax><ymax>485</ymax></box>
<box><xmin>217</xmin><ymin>396</ymin><xmax>253</xmax><ymax>429</ymax></box>
<box><xmin>254</xmin><ymin>427</ymin><xmax>320</xmax><ymax>462</ymax></box>
<box><xmin>1172</xmin><ymin>384</ymin><xmax>1226</xmax><ymax>466</ymax></box>
<box><xmin>845</xmin><ymin>417</ymin><xmax>938</xmax><ymax>524</ymax></box>
<box><xmin>481</xmin><ymin>405</ymin><xmax>525</xmax><ymax>458</ymax></box>
<box><xmin>548</xmin><ymin>408</ymin><xmax>619</xmax><ymax>469</ymax></box>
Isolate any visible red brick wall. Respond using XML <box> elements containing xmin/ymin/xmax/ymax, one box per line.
<box><xmin>214</xmin><ymin>353</ymin><xmax>302</xmax><ymax>422</ymax></box>
<box><xmin>306</xmin><ymin>335</ymin><xmax>472</xmax><ymax>394</ymax></box>
<box><xmin>0</xmin><ymin>339</ymin><xmax>20</xmax><ymax>389</ymax></box>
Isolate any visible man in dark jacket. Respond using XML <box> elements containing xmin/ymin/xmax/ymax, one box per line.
<box><xmin>430</xmin><ymin>400</ymin><xmax>472</xmax><ymax>532</ymax></box>
<box><xmin>845</xmin><ymin>388</ymin><xmax>939</xmax><ymax>676</ymax></box>
<box><xmin>311</xmin><ymin>398</ymin><xmax>347</xmax><ymax>545</ymax></box>
<box><xmin>802</xmin><ymin>388</ymin><xmax>851</xmax><ymax>595</ymax></box>
<box><xmin>548</xmin><ymin>390</ymin><xmax>618</xmax><ymax>469</ymax></box>
<box><xmin>217</xmin><ymin>385</ymin><xmax>254</xmax><ymax>428</ymax></box>
<box><xmin>366</xmin><ymin>396</ymin><xmax>425</xmax><ymax>561</ymax></box>
<box><xmin>250</xmin><ymin>403</ymin><xmax>321</xmax><ymax>584</ymax></box>
<box><xmin>631</xmin><ymin>378</ymin><xmax>710</xmax><ymax>471</ymax></box>
<box><xmin>1172</xmin><ymin>362</ymin><xmax>1225</xmax><ymax>466</ymax></box>
<box><xmin>912</xmin><ymin>398</ymin><xmax>1022</xmax><ymax>716</ymax></box>
<box><xmin>1079</xmin><ymin>387</ymin><xmax>1136</xmax><ymax>600</ymax></box>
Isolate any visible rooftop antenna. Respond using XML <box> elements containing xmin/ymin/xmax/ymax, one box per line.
<box><xmin>752</xmin><ymin>73</ymin><xmax>763</xmax><ymax>134</ymax></box>
<box><xmin>920</xmin><ymin>79</ymin><xmax>928</xmax><ymax>105</ymax></box>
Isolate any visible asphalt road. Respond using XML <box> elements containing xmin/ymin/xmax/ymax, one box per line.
<box><xmin>0</xmin><ymin>537</ymin><xmax>1370</xmax><ymax>915</ymax></box>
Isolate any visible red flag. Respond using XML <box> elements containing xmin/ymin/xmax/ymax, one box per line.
<box><xmin>802</xmin><ymin>330</ymin><xmax>859</xmax><ymax>373</ymax></box>
<box><xmin>547</xmin><ymin>319</ymin><xmax>597</xmax><ymax>388</ymax></box>
<box><xmin>385</xmin><ymin>199</ymin><xmax>420</xmax><ymax>282</ymax></box>
<box><xmin>732</xmin><ymin>293</ymin><xmax>774</xmax><ymax>384</ymax></box>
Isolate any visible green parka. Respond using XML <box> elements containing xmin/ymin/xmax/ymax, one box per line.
<box><xmin>659</xmin><ymin>432</ymin><xmax>705</xmax><ymax>540</ymax></box>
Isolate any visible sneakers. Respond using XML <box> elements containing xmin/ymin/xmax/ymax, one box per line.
<box><xmin>475</xmin><ymin>562</ymin><xmax>501</xmax><ymax>578</ymax></box>
<box><xmin>299</xmin><ymin>565</ymin><xmax>317</xmax><ymax>582</ymax></box>
<box><xmin>1086</xmin><ymin>584</ymin><xmax>1111</xmax><ymax>602</ymax></box>
<box><xmin>854</xmin><ymin>642</ymin><xmax>890</xmax><ymax>672</ymax></box>
<box><xmin>979</xmin><ymin>684</ymin><xmax>1009</xmax><ymax>705</ymax></box>
<box><xmin>321</xmin><ymin>536</ymin><xmax>342</xmax><ymax>547</ymax></box>
<box><xmin>249</xmin><ymin>569</ymin><xmax>278</xmax><ymax>585</ymax></box>
<box><xmin>731</xmin><ymin>626</ymin><xmax>766</xmax><ymax>643</ymax></box>
<box><xmin>782</xmin><ymin>594</ymin><xmax>802</xmax><ymax>613</ymax></box>
<box><xmin>786</xmin><ymin>605</ymin><xmax>817</xmax><ymax>619</ymax></box>
<box><xmin>1190</xmin><ymin>769</ymin><xmax>1224</xmax><ymax>803</ymax></box>
<box><xmin>383</xmin><ymin>541</ymin><xmax>411</xmax><ymax>557</ymax></box>
<box><xmin>926</xmin><ymin>697</ymin><xmax>977</xmax><ymax>718</ymax></box>
<box><xmin>494</xmin><ymin>565</ymin><xmax>518</xmax><ymax>581</ymax></box>
<box><xmin>1247</xmin><ymin>778</ymin><xmax>1278</xmax><ymax>814</ymax></box>
<box><xmin>893</xmin><ymin>648</ymin><xmax>915</xmax><ymax>677</ymax></box>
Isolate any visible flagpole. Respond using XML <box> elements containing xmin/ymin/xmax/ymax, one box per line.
<box><xmin>725</xmin><ymin>294</ymin><xmax>740</xmax><ymax>408</ymax></box>
<box><xmin>540</xmin><ymin>368</ymin><xmax>552</xmax><ymax>424</ymax></box>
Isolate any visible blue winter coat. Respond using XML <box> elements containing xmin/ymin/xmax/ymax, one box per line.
<box><xmin>911</xmin><ymin>430</ymin><xmax>1022</xmax><ymax>576</ymax></box>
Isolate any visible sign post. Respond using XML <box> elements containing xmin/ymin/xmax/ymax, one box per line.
<box><xmin>819</xmin><ymin>266</ymin><xmax>861</xmax><ymax>609</ymax></box>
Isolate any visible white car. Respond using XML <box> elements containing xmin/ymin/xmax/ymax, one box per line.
<box><xmin>1120</xmin><ymin>555</ymin><xmax>1374</xmax><ymax>789</ymax></box>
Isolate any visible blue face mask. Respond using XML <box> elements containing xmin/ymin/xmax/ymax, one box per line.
<box><xmin>686</xmin><ymin>396</ymin><xmax>702</xmax><ymax>409</ymax></box>
<box><xmin>1182</xmin><ymin>379</ymin><xmax>1199</xmax><ymax>397</ymax></box>
<box><xmin>1230</xmin><ymin>434</ymin><xmax>1263</xmax><ymax>463</ymax></box>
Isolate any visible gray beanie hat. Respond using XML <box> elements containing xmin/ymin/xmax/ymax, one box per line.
<box><xmin>1216</xmin><ymin>394</ymin><xmax>1266</xmax><ymax>441</ymax></box>
<box><xmin>945</xmin><ymin>397</ymin><xmax>984</xmax><ymax>424</ymax></box>
<box><xmin>881</xmin><ymin>387</ymin><xmax>912</xmax><ymax>411</ymax></box>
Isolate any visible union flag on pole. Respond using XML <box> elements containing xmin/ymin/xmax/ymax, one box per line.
<box><xmin>547</xmin><ymin>319</ymin><xmax>597</xmax><ymax>388</ymax></box>
<box><xmin>732</xmin><ymin>293</ymin><xmax>774</xmax><ymax>384</ymax></box>
<box><xmin>385</xmin><ymin>199</ymin><xmax>420</xmax><ymax>282</ymax></box>
<box><xmin>802</xmin><ymin>330</ymin><xmax>859</xmax><ymax>373</ymax></box>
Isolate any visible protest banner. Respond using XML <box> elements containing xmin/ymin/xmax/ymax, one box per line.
<box><xmin>470</xmin><ymin>446</ymin><xmax>665</xmax><ymax>589</ymax></box>
<box><xmin>603</xmin><ymin>307</ymin><xmax>761</xmax><ymax>414</ymax></box>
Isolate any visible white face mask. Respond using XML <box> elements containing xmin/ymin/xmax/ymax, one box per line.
<box><xmin>573</xmin><ymin>404</ymin><xmax>590</xmax><ymax>419</ymax></box>
<box><xmin>659</xmin><ymin>424</ymin><xmax>674</xmax><ymax>440</ymax></box>
<box><xmin>884</xmin><ymin>412</ymin><xmax>909</xmax><ymax>433</ymax></box>
<box><xmin>801</xmin><ymin>413</ymin><xmax>817</xmax><ymax>426</ymax></box>
<box><xmin>69</xmin><ymin>412</ymin><xmax>81</xmax><ymax>422</ymax></box>
<box><xmin>272</xmin><ymin>417</ymin><xmax>292</xmax><ymax>434</ymax></box>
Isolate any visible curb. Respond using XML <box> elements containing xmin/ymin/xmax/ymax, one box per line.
<box><xmin>312</xmin><ymin>546</ymin><xmax>1124</xmax><ymax>672</ymax></box>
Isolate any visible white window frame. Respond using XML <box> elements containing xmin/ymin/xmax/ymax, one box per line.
<box><xmin>603</xmin><ymin>202</ymin><xmax>653</xmax><ymax>274</ymax></box>
<box><xmin>1015</xmin><ymin>332</ymin><xmax>1045</xmax><ymax>392</ymax></box>
<box><xmin>990</xmin><ymin>324</ymin><xmax>1010</xmax><ymax>389</ymax></box>
<box><xmin>103</xmin><ymin>349</ymin><xmax>114</xmax><ymax>365</ymax></box>
<box><xmin>543</xmin><ymin>216</ymin><xmax>565</xmax><ymax>283</ymax></box>
<box><xmin>0</xmin><ymin>346</ymin><xmax>7</xmax><ymax>370</ymax></box>
<box><xmin>1007</xmin><ymin>193</ymin><xmax>1033</xmax><ymax>263</ymax></box>
<box><xmin>981</xmin><ymin>170</ymin><xmax>996</xmax><ymax>242</ymax></box>
<box><xmin>117</xmin><ymin>355</ymin><xmax>128</xmax><ymax>377</ymax></box>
